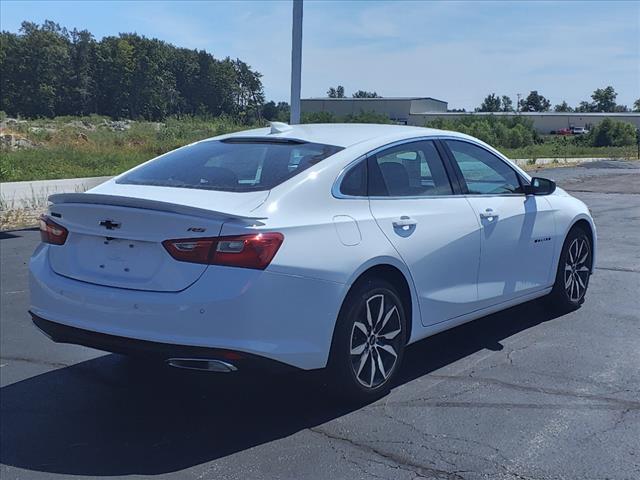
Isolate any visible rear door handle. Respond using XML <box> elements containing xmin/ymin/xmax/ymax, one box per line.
<box><xmin>479</xmin><ymin>208</ymin><xmax>499</xmax><ymax>220</ymax></box>
<box><xmin>392</xmin><ymin>216</ymin><xmax>417</xmax><ymax>228</ymax></box>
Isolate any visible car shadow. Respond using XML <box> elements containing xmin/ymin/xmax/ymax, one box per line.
<box><xmin>1</xmin><ymin>297</ymin><xmax>563</xmax><ymax>476</ymax></box>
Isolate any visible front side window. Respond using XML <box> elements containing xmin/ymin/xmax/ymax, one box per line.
<box><xmin>445</xmin><ymin>140</ymin><xmax>522</xmax><ymax>195</ymax></box>
<box><xmin>118</xmin><ymin>139</ymin><xmax>343</xmax><ymax>192</ymax></box>
<box><xmin>368</xmin><ymin>141</ymin><xmax>453</xmax><ymax>197</ymax></box>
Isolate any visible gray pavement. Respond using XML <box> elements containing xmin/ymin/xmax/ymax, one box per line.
<box><xmin>1</xmin><ymin>161</ymin><xmax>639</xmax><ymax>480</ymax></box>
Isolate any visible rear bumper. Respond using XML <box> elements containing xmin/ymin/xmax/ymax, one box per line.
<box><xmin>29</xmin><ymin>244</ymin><xmax>345</xmax><ymax>370</ymax></box>
<box><xmin>31</xmin><ymin>314</ymin><xmax>296</xmax><ymax>373</ymax></box>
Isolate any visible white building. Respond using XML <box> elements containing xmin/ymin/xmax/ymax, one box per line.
<box><xmin>409</xmin><ymin>112</ymin><xmax>640</xmax><ymax>134</ymax></box>
<box><xmin>301</xmin><ymin>97</ymin><xmax>448</xmax><ymax>124</ymax></box>
<box><xmin>301</xmin><ymin>97</ymin><xmax>640</xmax><ymax>133</ymax></box>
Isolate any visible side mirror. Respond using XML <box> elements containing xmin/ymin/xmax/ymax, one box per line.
<box><xmin>524</xmin><ymin>177</ymin><xmax>556</xmax><ymax>196</ymax></box>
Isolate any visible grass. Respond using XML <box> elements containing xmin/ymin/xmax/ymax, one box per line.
<box><xmin>503</xmin><ymin>140</ymin><xmax>637</xmax><ymax>160</ymax></box>
<box><xmin>1</xmin><ymin>116</ymin><xmax>638</xmax><ymax>182</ymax></box>
<box><xmin>1</xmin><ymin>116</ymin><xmax>252</xmax><ymax>182</ymax></box>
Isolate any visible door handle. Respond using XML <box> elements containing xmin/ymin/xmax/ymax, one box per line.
<box><xmin>479</xmin><ymin>208</ymin><xmax>499</xmax><ymax>220</ymax></box>
<box><xmin>392</xmin><ymin>216</ymin><xmax>417</xmax><ymax>229</ymax></box>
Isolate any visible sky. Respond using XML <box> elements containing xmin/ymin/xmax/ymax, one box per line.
<box><xmin>1</xmin><ymin>0</ymin><xmax>638</xmax><ymax>110</ymax></box>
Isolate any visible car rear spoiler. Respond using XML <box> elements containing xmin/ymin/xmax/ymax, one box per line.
<box><xmin>48</xmin><ymin>193</ymin><xmax>267</xmax><ymax>224</ymax></box>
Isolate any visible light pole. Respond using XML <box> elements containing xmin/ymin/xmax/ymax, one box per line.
<box><xmin>290</xmin><ymin>0</ymin><xmax>303</xmax><ymax>124</ymax></box>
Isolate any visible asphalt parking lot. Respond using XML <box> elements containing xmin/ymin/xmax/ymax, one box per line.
<box><xmin>1</xmin><ymin>160</ymin><xmax>639</xmax><ymax>480</ymax></box>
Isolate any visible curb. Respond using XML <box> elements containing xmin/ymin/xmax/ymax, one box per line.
<box><xmin>1</xmin><ymin>176</ymin><xmax>111</xmax><ymax>210</ymax></box>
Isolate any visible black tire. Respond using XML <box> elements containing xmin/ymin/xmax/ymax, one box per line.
<box><xmin>547</xmin><ymin>226</ymin><xmax>593</xmax><ymax>312</ymax></box>
<box><xmin>327</xmin><ymin>277</ymin><xmax>407</xmax><ymax>402</ymax></box>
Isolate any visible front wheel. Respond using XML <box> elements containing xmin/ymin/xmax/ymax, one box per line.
<box><xmin>328</xmin><ymin>278</ymin><xmax>407</xmax><ymax>402</ymax></box>
<box><xmin>548</xmin><ymin>226</ymin><xmax>593</xmax><ymax>311</ymax></box>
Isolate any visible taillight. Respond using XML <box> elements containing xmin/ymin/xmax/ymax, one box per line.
<box><xmin>162</xmin><ymin>233</ymin><xmax>284</xmax><ymax>270</ymax></box>
<box><xmin>39</xmin><ymin>215</ymin><xmax>68</xmax><ymax>245</ymax></box>
<box><xmin>162</xmin><ymin>237</ymin><xmax>217</xmax><ymax>264</ymax></box>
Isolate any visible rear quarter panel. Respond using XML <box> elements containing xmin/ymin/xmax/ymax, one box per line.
<box><xmin>219</xmin><ymin>152</ymin><xmax>424</xmax><ymax>344</ymax></box>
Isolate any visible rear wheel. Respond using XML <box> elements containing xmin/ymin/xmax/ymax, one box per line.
<box><xmin>548</xmin><ymin>226</ymin><xmax>593</xmax><ymax>311</ymax></box>
<box><xmin>328</xmin><ymin>278</ymin><xmax>407</xmax><ymax>402</ymax></box>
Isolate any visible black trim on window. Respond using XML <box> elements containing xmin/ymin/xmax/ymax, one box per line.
<box><xmin>434</xmin><ymin>139</ymin><xmax>465</xmax><ymax>195</ymax></box>
<box><xmin>221</xmin><ymin>137</ymin><xmax>307</xmax><ymax>145</ymax></box>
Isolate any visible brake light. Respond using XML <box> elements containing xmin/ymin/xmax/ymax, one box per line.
<box><xmin>39</xmin><ymin>215</ymin><xmax>68</xmax><ymax>245</ymax></box>
<box><xmin>162</xmin><ymin>233</ymin><xmax>284</xmax><ymax>270</ymax></box>
<box><xmin>162</xmin><ymin>237</ymin><xmax>218</xmax><ymax>264</ymax></box>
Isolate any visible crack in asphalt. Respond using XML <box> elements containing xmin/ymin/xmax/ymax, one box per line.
<box><xmin>309</xmin><ymin>426</ymin><xmax>465</xmax><ymax>480</ymax></box>
<box><xmin>374</xmin><ymin>401</ymin><xmax>547</xmax><ymax>480</ymax></box>
<box><xmin>0</xmin><ymin>355</ymin><xmax>70</xmax><ymax>369</ymax></box>
<box><xmin>579</xmin><ymin>408</ymin><xmax>636</xmax><ymax>444</ymax></box>
<box><xmin>415</xmin><ymin>375</ymin><xmax>640</xmax><ymax>409</ymax></box>
<box><xmin>384</xmin><ymin>400</ymin><xmax>631</xmax><ymax>411</ymax></box>
<box><xmin>595</xmin><ymin>266</ymin><xmax>640</xmax><ymax>274</ymax></box>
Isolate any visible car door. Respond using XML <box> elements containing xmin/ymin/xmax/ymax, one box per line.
<box><xmin>367</xmin><ymin>139</ymin><xmax>481</xmax><ymax>327</ymax></box>
<box><xmin>442</xmin><ymin>139</ymin><xmax>556</xmax><ymax>308</ymax></box>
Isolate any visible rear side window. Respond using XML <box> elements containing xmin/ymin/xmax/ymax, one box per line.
<box><xmin>369</xmin><ymin>140</ymin><xmax>453</xmax><ymax>197</ymax></box>
<box><xmin>117</xmin><ymin>139</ymin><xmax>343</xmax><ymax>192</ymax></box>
<box><xmin>339</xmin><ymin>159</ymin><xmax>367</xmax><ymax>196</ymax></box>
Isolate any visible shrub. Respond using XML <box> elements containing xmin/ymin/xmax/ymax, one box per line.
<box><xmin>589</xmin><ymin>118</ymin><xmax>637</xmax><ymax>147</ymax></box>
<box><xmin>426</xmin><ymin>115</ymin><xmax>537</xmax><ymax>149</ymax></box>
<box><xmin>343</xmin><ymin>111</ymin><xmax>392</xmax><ymax>124</ymax></box>
<box><xmin>301</xmin><ymin>110</ymin><xmax>395</xmax><ymax>124</ymax></box>
<box><xmin>301</xmin><ymin>111</ymin><xmax>336</xmax><ymax>123</ymax></box>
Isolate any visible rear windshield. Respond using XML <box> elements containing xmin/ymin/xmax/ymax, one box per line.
<box><xmin>117</xmin><ymin>139</ymin><xmax>343</xmax><ymax>192</ymax></box>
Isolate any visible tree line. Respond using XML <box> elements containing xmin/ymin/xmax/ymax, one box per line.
<box><xmin>0</xmin><ymin>21</ymin><xmax>265</xmax><ymax>121</ymax></box>
<box><xmin>476</xmin><ymin>87</ymin><xmax>640</xmax><ymax>113</ymax></box>
<box><xmin>323</xmin><ymin>85</ymin><xmax>639</xmax><ymax>113</ymax></box>
<box><xmin>326</xmin><ymin>85</ymin><xmax>381</xmax><ymax>98</ymax></box>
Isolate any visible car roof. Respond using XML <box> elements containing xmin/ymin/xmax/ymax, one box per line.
<box><xmin>217</xmin><ymin>123</ymin><xmax>461</xmax><ymax>148</ymax></box>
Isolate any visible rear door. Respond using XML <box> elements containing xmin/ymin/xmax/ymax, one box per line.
<box><xmin>442</xmin><ymin>139</ymin><xmax>556</xmax><ymax>307</ymax></box>
<box><xmin>367</xmin><ymin>140</ymin><xmax>481</xmax><ymax>327</ymax></box>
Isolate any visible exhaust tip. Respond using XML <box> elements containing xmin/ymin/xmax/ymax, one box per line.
<box><xmin>166</xmin><ymin>358</ymin><xmax>238</xmax><ymax>373</ymax></box>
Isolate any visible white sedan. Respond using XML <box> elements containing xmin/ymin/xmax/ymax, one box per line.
<box><xmin>30</xmin><ymin>123</ymin><xmax>596</xmax><ymax>400</ymax></box>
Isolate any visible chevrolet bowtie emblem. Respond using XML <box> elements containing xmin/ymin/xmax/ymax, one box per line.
<box><xmin>99</xmin><ymin>220</ymin><xmax>121</xmax><ymax>230</ymax></box>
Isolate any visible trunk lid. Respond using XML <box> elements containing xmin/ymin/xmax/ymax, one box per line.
<box><xmin>46</xmin><ymin>187</ymin><xmax>268</xmax><ymax>292</ymax></box>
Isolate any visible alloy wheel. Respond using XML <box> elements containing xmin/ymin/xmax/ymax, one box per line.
<box><xmin>349</xmin><ymin>293</ymin><xmax>402</xmax><ymax>389</ymax></box>
<box><xmin>564</xmin><ymin>237</ymin><xmax>590</xmax><ymax>302</ymax></box>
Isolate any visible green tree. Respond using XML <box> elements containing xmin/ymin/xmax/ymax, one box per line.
<box><xmin>0</xmin><ymin>20</ymin><xmax>265</xmax><ymax>120</ymax></box>
<box><xmin>8</xmin><ymin>21</ymin><xmax>72</xmax><ymax>117</ymax></box>
<box><xmin>327</xmin><ymin>85</ymin><xmax>345</xmax><ymax>98</ymax></box>
<box><xmin>95</xmin><ymin>36</ymin><xmax>135</xmax><ymax>118</ymax></box>
<box><xmin>519</xmin><ymin>91</ymin><xmax>551</xmax><ymax>112</ymax></box>
<box><xmin>554</xmin><ymin>101</ymin><xmax>573</xmax><ymax>112</ymax></box>
<box><xmin>262</xmin><ymin>101</ymin><xmax>290</xmax><ymax>121</ymax></box>
<box><xmin>500</xmin><ymin>95</ymin><xmax>514</xmax><ymax>112</ymax></box>
<box><xmin>575</xmin><ymin>101</ymin><xmax>594</xmax><ymax>113</ymax></box>
<box><xmin>352</xmin><ymin>90</ymin><xmax>380</xmax><ymax>98</ymax></box>
<box><xmin>634</xmin><ymin>99</ymin><xmax>640</xmax><ymax>112</ymax></box>
<box><xmin>477</xmin><ymin>93</ymin><xmax>501</xmax><ymax>112</ymax></box>
<box><xmin>591</xmin><ymin>86</ymin><xmax>617</xmax><ymax>112</ymax></box>
<box><xmin>232</xmin><ymin>58</ymin><xmax>265</xmax><ymax>123</ymax></box>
